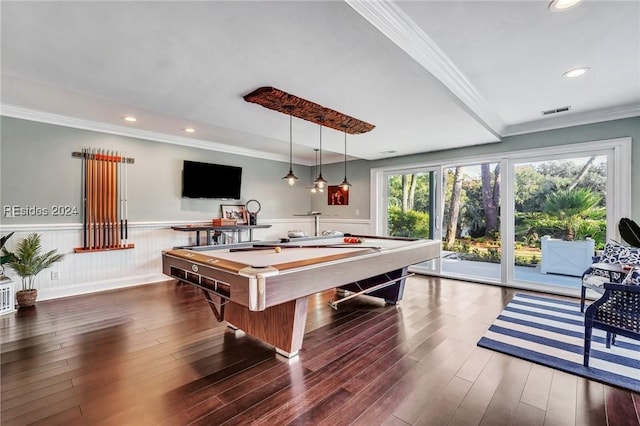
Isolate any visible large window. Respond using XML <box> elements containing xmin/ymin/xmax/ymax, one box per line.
<box><xmin>512</xmin><ymin>155</ymin><xmax>607</xmax><ymax>290</ymax></box>
<box><xmin>371</xmin><ymin>138</ymin><xmax>631</xmax><ymax>296</ymax></box>
<box><xmin>440</xmin><ymin>162</ymin><xmax>502</xmax><ymax>283</ymax></box>
<box><xmin>377</xmin><ymin>167</ymin><xmax>440</xmax><ymax>273</ymax></box>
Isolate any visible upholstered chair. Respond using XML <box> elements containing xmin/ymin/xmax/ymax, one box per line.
<box><xmin>580</xmin><ymin>243</ymin><xmax>640</xmax><ymax>312</ymax></box>
<box><xmin>583</xmin><ymin>266</ymin><xmax>640</xmax><ymax>367</ymax></box>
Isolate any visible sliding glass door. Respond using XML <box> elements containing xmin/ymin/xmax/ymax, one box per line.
<box><xmin>381</xmin><ymin>167</ymin><xmax>440</xmax><ymax>273</ymax></box>
<box><xmin>440</xmin><ymin>162</ymin><xmax>502</xmax><ymax>283</ymax></box>
<box><xmin>512</xmin><ymin>154</ymin><xmax>608</xmax><ymax>292</ymax></box>
<box><xmin>372</xmin><ymin>138</ymin><xmax>631</xmax><ymax>296</ymax></box>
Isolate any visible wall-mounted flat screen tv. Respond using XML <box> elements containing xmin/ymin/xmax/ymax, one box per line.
<box><xmin>182</xmin><ymin>160</ymin><xmax>242</xmax><ymax>199</ymax></box>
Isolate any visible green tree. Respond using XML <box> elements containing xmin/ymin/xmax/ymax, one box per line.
<box><xmin>388</xmin><ymin>206</ymin><xmax>430</xmax><ymax>238</ymax></box>
<box><xmin>544</xmin><ymin>188</ymin><xmax>604</xmax><ymax>241</ymax></box>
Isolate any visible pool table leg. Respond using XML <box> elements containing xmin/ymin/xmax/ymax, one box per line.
<box><xmin>224</xmin><ymin>296</ymin><xmax>309</xmax><ymax>358</ymax></box>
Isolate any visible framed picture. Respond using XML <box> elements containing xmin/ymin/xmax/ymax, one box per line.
<box><xmin>328</xmin><ymin>185</ymin><xmax>349</xmax><ymax>206</ymax></box>
<box><xmin>221</xmin><ymin>204</ymin><xmax>247</xmax><ymax>224</ymax></box>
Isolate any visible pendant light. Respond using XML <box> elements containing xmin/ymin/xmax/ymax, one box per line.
<box><xmin>309</xmin><ymin>149</ymin><xmax>323</xmax><ymax>193</ymax></box>
<box><xmin>281</xmin><ymin>107</ymin><xmax>298</xmax><ymax>185</ymax></box>
<box><xmin>313</xmin><ymin>122</ymin><xmax>327</xmax><ymax>190</ymax></box>
<box><xmin>340</xmin><ymin>127</ymin><xmax>352</xmax><ymax>191</ymax></box>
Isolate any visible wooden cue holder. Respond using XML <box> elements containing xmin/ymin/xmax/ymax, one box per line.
<box><xmin>73</xmin><ymin>149</ymin><xmax>135</xmax><ymax>253</ymax></box>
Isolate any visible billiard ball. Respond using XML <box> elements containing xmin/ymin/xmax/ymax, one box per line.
<box><xmin>274</xmin><ymin>246</ymin><xmax>282</xmax><ymax>253</ymax></box>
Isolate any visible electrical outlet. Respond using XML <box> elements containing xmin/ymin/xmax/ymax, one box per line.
<box><xmin>51</xmin><ymin>270</ymin><xmax>60</xmax><ymax>280</ymax></box>
<box><xmin>355</xmin><ymin>209</ymin><xmax>360</xmax><ymax>216</ymax></box>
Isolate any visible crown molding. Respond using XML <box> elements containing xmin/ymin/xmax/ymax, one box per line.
<box><xmin>502</xmin><ymin>103</ymin><xmax>640</xmax><ymax>136</ymax></box>
<box><xmin>0</xmin><ymin>104</ymin><xmax>299</xmax><ymax>164</ymax></box>
<box><xmin>346</xmin><ymin>0</ymin><xmax>505</xmax><ymax>138</ymax></box>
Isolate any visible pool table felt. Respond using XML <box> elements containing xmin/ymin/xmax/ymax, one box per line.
<box><xmin>165</xmin><ymin>237</ymin><xmax>418</xmax><ymax>273</ymax></box>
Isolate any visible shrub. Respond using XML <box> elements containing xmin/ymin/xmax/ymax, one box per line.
<box><xmin>387</xmin><ymin>206</ymin><xmax>430</xmax><ymax>238</ymax></box>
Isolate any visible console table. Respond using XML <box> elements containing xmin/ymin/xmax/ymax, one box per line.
<box><xmin>171</xmin><ymin>224</ymin><xmax>272</xmax><ymax>246</ymax></box>
<box><xmin>293</xmin><ymin>212</ymin><xmax>322</xmax><ymax>236</ymax></box>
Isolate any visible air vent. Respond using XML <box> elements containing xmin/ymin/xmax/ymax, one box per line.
<box><xmin>542</xmin><ymin>106</ymin><xmax>571</xmax><ymax>116</ymax></box>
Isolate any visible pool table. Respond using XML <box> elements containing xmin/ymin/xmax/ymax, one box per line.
<box><xmin>162</xmin><ymin>235</ymin><xmax>440</xmax><ymax>357</ymax></box>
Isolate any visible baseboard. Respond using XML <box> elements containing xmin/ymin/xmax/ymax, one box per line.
<box><xmin>37</xmin><ymin>273</ymin><xmax>171</xmax><ymax>301</ymax></box>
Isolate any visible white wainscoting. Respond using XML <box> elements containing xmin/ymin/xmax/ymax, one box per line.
<box><xmin>0</xmin><ymin>218</ymin><xmax>372</xmax><ymax>301</ymax></box>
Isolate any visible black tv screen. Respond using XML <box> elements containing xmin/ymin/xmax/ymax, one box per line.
<box><xmin>182</xmin><ymin>160</ymin><xmax>242</xmax><ymax>199</ymax></box>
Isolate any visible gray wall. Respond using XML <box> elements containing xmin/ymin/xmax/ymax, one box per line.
<box><xmin>318</xmin><ymin>116</ymin><xmax>640</xmax><ymax>220</ymax></box>
<box><xmin>309</xmin><ymin>159</ymin><xmax>371</xmax><ymax>220</ymax></box>
<box><xmin>1</xmin><ymin>116</ymin><xmax>638</xmax><ymax>226</ymax></box>
<box><xmin>0</xmin><ymin>117</ymin><xmax>311</xmax><ymax>224</ymax></box>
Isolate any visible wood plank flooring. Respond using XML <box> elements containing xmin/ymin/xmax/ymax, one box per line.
<box><xmin>1</xmin><ymin>276</ymin><xmax>639</xmax><ymax>425</ymax></box>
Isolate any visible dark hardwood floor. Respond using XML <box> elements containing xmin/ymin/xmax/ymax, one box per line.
<box><xmin>1</xmin><ymin>276</ymin><xmax>639</xmax><ymax>425</ymax></box>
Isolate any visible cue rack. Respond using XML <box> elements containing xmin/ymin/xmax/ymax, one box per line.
<box><xmin>73</xmin><ymin>148</ymin><xmax>135</xmax><ymax>253</ymax></box>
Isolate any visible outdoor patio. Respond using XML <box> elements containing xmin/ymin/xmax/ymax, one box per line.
<box><xmin>411</xmin><ymin>253</ymin><xmax>584</xmax><ymax>295</ymax></box>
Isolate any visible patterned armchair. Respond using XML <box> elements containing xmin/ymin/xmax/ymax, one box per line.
<box><xmin>580</xmin><ymin>243</ymin><xmax>640</xmax><ymax>312</ymax></box>
<box><xmin>583</xmin><ymin>266</ymin><xmax>640</xmax><ymax>367</ymax></box>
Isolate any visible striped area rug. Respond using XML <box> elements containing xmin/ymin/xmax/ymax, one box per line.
<box><xmin>477</xmin><ymin>293</ymin><xmax>640</xmax><ymax>393</ymax></box>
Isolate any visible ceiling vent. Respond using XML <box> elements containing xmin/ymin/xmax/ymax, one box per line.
<box><xmin>542</xmin><ymin>106</ymin><xmax>571</xmax><ymax>116</ymax></box>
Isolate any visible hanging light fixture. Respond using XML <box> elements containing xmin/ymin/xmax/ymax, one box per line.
<box><xmin>340</xmin><ymin>126</ymin><xmax>352</xmax><ymax>191</ymax></box>
<box><xmin>310</xmin><ymin>149</ymin><xmax>320</xmax><ymax>193</ymax></box>
<box><xmin>282</xmin><ymin>106</ymin><xmax>298</xmax><ymax>185</ymax></box>
<box><xmin>313</xmin><ymin>121</ymin><xmax>328</xmax><ymax>190</ymax></box>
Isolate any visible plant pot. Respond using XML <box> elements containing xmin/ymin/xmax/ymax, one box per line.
<box><xmin>16</xmin><ymin>289</ymin><xmax>37</xmax><ymax>308</ymax></box>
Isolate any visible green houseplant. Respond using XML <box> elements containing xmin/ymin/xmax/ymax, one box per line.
<box><xmin>2</xmin><ymin>233</ymin><xmax>63</xmax><ymax>307</ymax></box>
<box><xmin>0</xmin><ymin>232</ymin><xmax>15</xmax><ymax>279</ymax></box>
<box><xmin>619</xmin><ymin>217</ymin><xmax>640</xmax><ymax>248</ymax></box>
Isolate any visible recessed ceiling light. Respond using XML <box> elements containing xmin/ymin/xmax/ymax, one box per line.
<box><xmin>123</xmin><ymin>115</ymin><xmax>137</xmax><ymax>122</ymax></box>
<box><xmin>563</xmin><ymin>67</ymin><xmax>590</xmax><ymax>78</ymax></box>
<box><xmin>183</xmin><ymin>127</ymin><xmax>195</xmax><ymax>133</ymax></box>
<box><xmin>549</xmin><ymin>0</ymin><xmax>583</xmax><ymax>11</ymax></box>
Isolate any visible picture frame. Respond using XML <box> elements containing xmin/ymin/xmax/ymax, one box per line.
<box><xmin>328</xmin><ymin>185</ymin><xmax>349</xmax><ymax>206</ymax></box>
<box><xmin>221</xmin><ymin>204</ymin><xmax>248</xmax><ymax>225</ymax></box>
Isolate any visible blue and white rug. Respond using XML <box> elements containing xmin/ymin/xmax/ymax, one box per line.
<box><xmin>477</xmin><ymin>293</ymin><xmax>640</xmax><ymax>393</ymax></box>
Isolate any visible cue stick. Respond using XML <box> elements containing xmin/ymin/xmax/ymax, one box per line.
<box><xmin>104</xmin><ymin>149</ymin><xmax>109</xmax><ymax>248</ymax></box>
<box><xmin>102</xmin><ymin>150</ymin><xmax>111</xmax><ymax>248</ymax></box>
<box><xmin>119</xmin><ymin>152</ymin><xmax>124</xmax><ymax>246</ymax></box>
<box><xmin>88</xmin><ymin>149</ymin><xmax>95</xmax><ymax>249</ymax></box>
<box><xmin>123</xmin><ymin>151</ymin><xmax>128</xmax><ymax>244</ymax></box>
<box><xmin>95</xmin><ymin>149</ymin><xmax>101</xmax><ymax>248</ymax></box>
<box><xmin>102</xmin><ymin>149</ymin><xmax>107</xmax><ymax>248</ymax></box>
<box><xmin>106</xmin><ymin>151</ymin><xmax>112</xmax><ymax>247</ymax></box>
<box><xmin>228</xmin><ymin>245</ymin><xmax>381</xmax><ymax>252</ymax></box>
<box><xmin>99</xmin><ymin>149</ymin><xmax>105</xmax><ymax>249</ymax></box>
<box><xmin>328</xmin><ymin>272</ymin><xmax>415</xmax><ymax>310</ymax></box>
<box><xmin>82</xmin><ymin>148</ymin><xmax>88</xmax><ymax>249</ymax></box>
<box><xmin>110</xmin><ymin>150</ymin><xmax>117</xmax><ymax>247</ymax></box>
<box><xmin>103</xmin><ymin>149</ymin><xmax>109</xmax><ymax>248</ymax></box>
<box><xmin>254</xmin><ymin>243</ymin><xmax>379</xmax><ymax>248</ymax></box>
<box><xmin>93</xmin><ymin>149</ymin><xmax>99</xmax><ymax>249</ymax></box>
<box><xmin>115</xmin><ymin>152</ymin><xmax>120</xmax><ymax>247</ymax></box>
<box><xmin>115</xmin><ymin>151</ymin><xmax>121</xmax><ymax>247</ymax></box>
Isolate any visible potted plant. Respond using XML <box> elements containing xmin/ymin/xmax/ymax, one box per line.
<box><xmin>2</xmin><ymin>233</ymin><xmax>63</xmax><ymax>307</ymax></box>
<box><xmin>540</xmin><ymin>188</ymin><xmax>604</xmax><ymax>276</ymax></box>
<box><xmin>0</xmin><ymin>232</ymin><xmax>15</xmax><ymax>279</ymax></box>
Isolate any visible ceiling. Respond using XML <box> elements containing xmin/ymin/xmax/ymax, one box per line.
<box><xmin>1</xmin><ymin>1</ymin><xmax>638</xmax><ymax>166</ymax></box>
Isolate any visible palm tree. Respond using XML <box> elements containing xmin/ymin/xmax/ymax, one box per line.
<box><xmin>544</xmin><ymin>188</ymin><xmax>603</xmax><ymax>241</ymax></box>
<box><xmin>3</xmin><ymin>233</ymin><xmax>64</xmax><ymax>291</ymax></box>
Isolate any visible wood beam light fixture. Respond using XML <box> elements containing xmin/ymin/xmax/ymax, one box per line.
<box><xmin>243</xmin><ymin>87</ymin><xmax>375</xmax><ymax>134</ymax></box>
